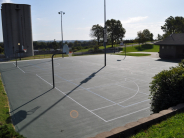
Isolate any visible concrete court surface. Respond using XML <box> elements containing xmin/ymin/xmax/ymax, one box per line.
<box><xmin>0</xmin><ymin>54</ymin><xmax>179</xmax><ymax>138</ymax></box>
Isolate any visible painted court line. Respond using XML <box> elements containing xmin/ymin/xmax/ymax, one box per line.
<box><xmin>56</xmin><ymin>74</ymin><xmax>125</xmax><ymax>108</ymax></box>
<box><xmin>115</xmin><ymin>83</ymin><xmax>149</xmax><ymax>96</ymax></box>
<box><xmin>106</xmin><ymin>107</ymin><xmax>150</xmax><ymax>122</ymax></box>
<box><xmin>13</xmin><ymin>63</ymin><xmax>25</xmax><ymax>73</ymax></box>
<box><xmin>36</xmin><ymin>74</ymin><xmax>107</xmax><ymax>122</ymax></box>
<box><xmin>122</xmin><ymin>99</ymin><xmax>150</xmax><ymax>108</ymax></box>
<box><xmin>91</xmin><ymin>99</ymin><xmax>150</xmax><ymax>112</ymax></box>
<box><xmin>115</xmin><ymin>82</ymin><xmax>139</xmax><ymax>104</ymax></box>
<box><xmin>90</xmin><ymin>104</ymin><xmax>116</xmax><ymax>112</ymax></box>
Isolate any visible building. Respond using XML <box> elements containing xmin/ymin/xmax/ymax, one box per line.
<box><xmin>1</xmin><ymin>3</ymin><xmax>34</xmax><ymax>58</ymax></box>
<box><xmin>155</xmin><ymin>33</ymin><xmax>184</xmax><ymax>58</ymax></box>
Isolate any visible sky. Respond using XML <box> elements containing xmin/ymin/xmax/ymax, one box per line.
<box><xmin>1</xmin><ymin>0</ymin><xmax>184</xmax><ymax>41</ymax></box>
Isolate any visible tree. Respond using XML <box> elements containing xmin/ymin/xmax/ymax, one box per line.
<box><xmin>161</xmin><ymin>16</ymin><xmax>184</xmax><ymax>37</ymax></box>
<box><xmin>142</xmin><ymin>29</ymin><xmax>151</xmax><ymax>42</ymax></box>
<box><xmin>157</xmin><ymin>34</ymin><xmax>163</xmax><ymax>40</ymax></box>
<box><xmin>90</xmin><ymin>24</ymin><xmax>103</xmax><ymax>46</ymax></box>
<box><xmin>150</xmin><ymin>33</ymin><xmax>154</xmax><ymax>41</ymax></box>
<box><xmin>0</xmin><ymin>46</ymin><xmax>4</xmax><ymax>54</ymax></box>
<box><xmin>68</xmin><ymin>42</ymin><xmax>73</xmax><ymax>48</ymax></box>
<box><xmin>136</xmin><ymin>29</ymin><xmax>152</xmax><ymax>44</ymax></box>
<box><xmin>136</xmin><ymin>31</ymin><xmax>144</xmax><ymax>44</ymax></box>
<box><xmin>52</xmin><ymin>39</ymin><xmax>59</xmax><ymax>51</ymax></box>
<box><xmin>106</xmin><ymin>19</ymin><xmax>126</xmax><ymax>47</ymax></box>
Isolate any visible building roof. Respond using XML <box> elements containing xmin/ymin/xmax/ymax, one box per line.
<box><xmin>155</xmin><ymin>33</ymin><xmax>184</xmax><ymax>46</ymax></box>
<box><xmin>2</xmin><ymin>3</ymin><xmax>30</xmax><ymax>6</ymax></box>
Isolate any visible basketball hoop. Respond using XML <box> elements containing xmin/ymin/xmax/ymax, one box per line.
<box><xmin>68</xmin><ymin>51</ymin><xmax>73</xmax><ymax>57</ymax></box>
<box><xmin>23</xmin><ymin>49</ymin><xmax>27</xmax><ymax>53</ymax></box>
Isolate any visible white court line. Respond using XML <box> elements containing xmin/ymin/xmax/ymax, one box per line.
<box><xmin>115</xmin><ymin>81</ymin><xmax>139</xmax><ymax>104</ymax></box>
<box><xmin>122</xmin><ymin>99</ymin><xmax>150</xmax><ymax>108</ymax></box>
<box><xmin>91</xmin><ymin>99</ymin><xmax>150</xmax><ymax>112</ymax></box>
<box><xmin>106</xmin><ymin>107</ymin><xmax>150</xmax><ymax>122</ymax></box>
<box><xmin>36</xmin><ymin>74</ymin><xmax>107</xmax><ymax>122</ymax></box>
<box><xmin>55</xmin><ymin>74</ymin><xmax>125</xmax><ymax>108</ymax></box>
<box><xmin>13</xmin><ymin>63</ymin><xmax>25</xmax><ymax>73</ymax></box>
<box><xmin>115</xmin><ymin>83</ymin><xmax>149</xmax><ymax>96</ymax></box>
<box><xmin>90</xmin><ymin>104</ymin><xmax>116</xmax><ymax>112</ymax></box>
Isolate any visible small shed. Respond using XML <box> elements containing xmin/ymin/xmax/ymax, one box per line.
<box><xmin>155</xmin><ymin>33</ymin><xmax>184</xmax><ymax>58</ymax></box>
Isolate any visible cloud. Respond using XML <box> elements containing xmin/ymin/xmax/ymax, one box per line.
<box><xmin>0</xmin><ymin>0</ymin><xmax>12</xmax><ymax>3</ymax></box>
<box><xmin>122</xmin><ymin>16</ymin><xmax>148</xmax><ymax>24</ymax></box>
<box><xmin>37</xmin><ymin>18</ymin><xmax>41</xmax><ymax>21</ymax></box>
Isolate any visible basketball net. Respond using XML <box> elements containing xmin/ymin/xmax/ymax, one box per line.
<box><xmin>23</xmin><ymin>49</ymin><xmax>27</xmax><ymax>53</ymax></box>
<box><xmin>68</xmin><ymin>52</ymin><xmax>72</xmax><ymax>57</ymax></box>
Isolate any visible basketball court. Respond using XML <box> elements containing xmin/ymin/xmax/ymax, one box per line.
<box><xmin>0</xmin><ymin>54</ymin><xmax>179</xmax><ymax>138</ymax></box>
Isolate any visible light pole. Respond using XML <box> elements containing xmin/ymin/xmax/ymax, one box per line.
<box><xmin>104</xmin><ymin>0</ymin><xmax>107</xmax><ymax>66</ymax></box>
<box><xmin>58</xmin><ymin>11</ymin><xmax>65</xmax><ymax>58</ymax></box>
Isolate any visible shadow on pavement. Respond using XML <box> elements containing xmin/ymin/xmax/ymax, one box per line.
<box><xmin>17</xmin><ymin>66</ymin><xmax>105</xmax><ymax>132</ymax></box>
<box><xmin>155</xmin><ymin>59</ymin><xmax>181</xmax><ymax>63</ymax></box>
<box><xmin>10</xmin><ymin>88</ymin><xmax>53</xmax><ymax>113</ymax></box>
<box><xmin>9</xmin><ymin>106</ymin><xmax>40</xmax><ymax>126</ymax></box>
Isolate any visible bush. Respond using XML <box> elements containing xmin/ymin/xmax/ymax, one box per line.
<box><xmin>0</xmin><ymin>124</ymin><xmax>26</xmax><ymax>138</ymax></box>
<box><xmin>149</xmin><ymin>60</ymin><xmax>184</xmax><ymax>113</ymax></box>
<box><xmin>93</xmin><ymin>45</ymin><xmax>99</xmax><ymax>52</ymax></box>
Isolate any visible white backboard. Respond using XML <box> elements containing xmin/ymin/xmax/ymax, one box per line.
<box><xmin>63</xmin><ymin>44</ymin><xmax>69</xmax><ymax>54</ymax></box>
<box><xmin>120</xmin><ymin>42</ymin><xmax>124</xmax><ymax>46</ymax></box>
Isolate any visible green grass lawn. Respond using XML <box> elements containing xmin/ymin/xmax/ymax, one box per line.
<box><xmin>130</xmin><ymin>111</ymin><xmax>184</xmax><ymax>138</ymax></box>
<box><xmin>116</xmin><ymin>53</ymin><xmax>151</xmax><ymax>56</ymax></box>
<box><xmin>75</xmin><ymin>44</ymin><xmax>159</xmax><ymax>53</ymax></box>
<box><xmin>123</xmin><ymin>44</ymin><xmax>159</xmax><ymax>53</ymax></box>
<box><xmin>75</xmin><ymin>45</ymin><xmax>112</xmax><ymax>52</ymax></box>
<box><xmin>0</xmin><ymin>74</ymin><xmax>12</xmax><ymax>127</ymax></box>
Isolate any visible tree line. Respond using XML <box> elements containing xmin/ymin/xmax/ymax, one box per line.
<box><xmin>1</xmin><ymin>16</ymin><xmax>184</xmax><ymax>54</ymax></box>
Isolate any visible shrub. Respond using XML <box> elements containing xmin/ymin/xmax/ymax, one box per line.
<box><xmin>93</xmin><ymin>45</ymin><xmax>99</xmax><ymax>52</ymax></box>
<box><xmin>149</xmin><ymin>60</ymin><xmax>184</xmax><ymax>113</ymax></box>
<box><xmin>0</xmin><ymin>124</ymin><xmax>26</xmax><ymax>138</ymax></box>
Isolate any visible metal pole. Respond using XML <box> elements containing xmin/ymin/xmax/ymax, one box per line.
<box><xmin>52</xmin><ymin>54</ymin><xmax>55</xmax><ymax>88</ymax></box>
<box><xmin>52</xmin><ymin>52</ymin><xmax>66</xmax><ymax>88</ymax></box>
<box><xmin>61</xmin><ymin>12</ymin><xmax>64</xmax><ymax>58</ymax></box>
<box><xmin>16</xmin><ymin>53</ymin><xmax>17</xmax><ymax>67</ymax></box>
<box><xmin>114</xmin><ymin>41</ymin><xmax>115</xmax><ymax>53</ymax></box>
<box><xmin>104</xmin><ymin>0</ymin><xmax>106</xmax><ymax>66</ymax></box>
<box><xmin>125</xmin><ymin>43</ymin><xmax>126</xmax><ymax>57</ymax></box>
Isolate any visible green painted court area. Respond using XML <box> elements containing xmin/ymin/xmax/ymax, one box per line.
<box><xmin>0</xmin><ymin>55</ymin><xmax>179</xmax><ymax>138</ymax></box>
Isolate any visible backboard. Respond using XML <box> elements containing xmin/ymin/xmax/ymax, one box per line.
<box><xmin>120</xmin><ymin>42</ymin><xmax>124</xmax><ymax>46</ymax></box>
<box><xmin>63</xmin><ymin>44</ymin><xmax>69</xmax><ymax>54</ymax></box>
